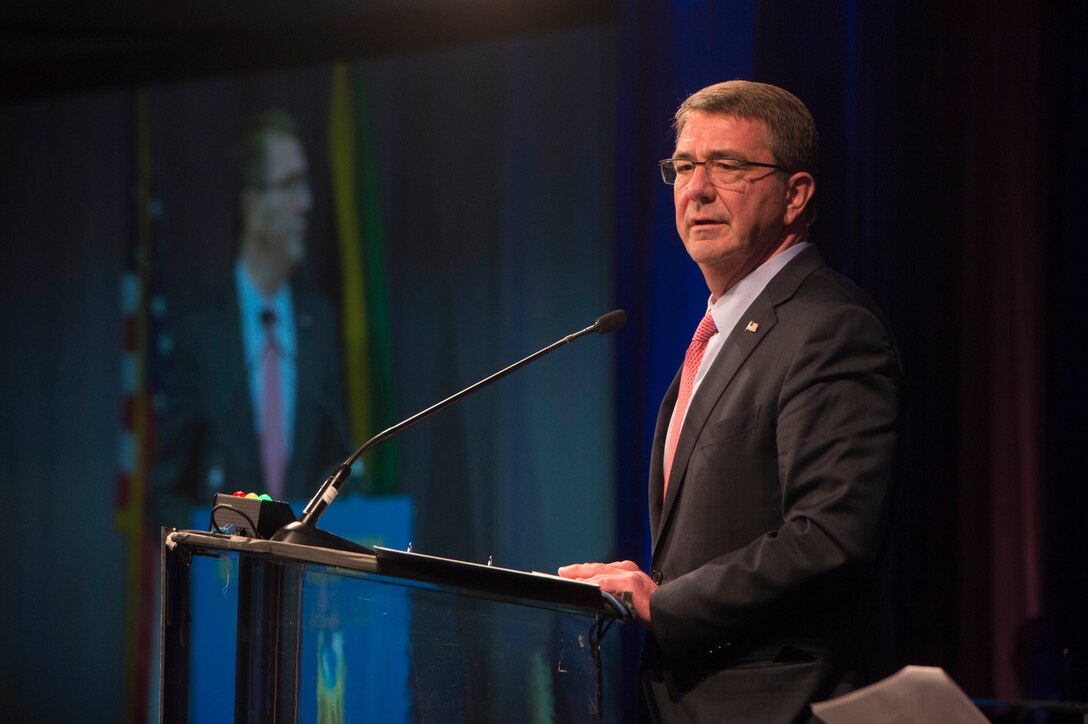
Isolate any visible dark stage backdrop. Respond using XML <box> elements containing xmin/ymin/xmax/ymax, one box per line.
<box><xmin>2</xmin><ymin>1</ymin><xmax>1086</xmax><ymax>722</ymax></box>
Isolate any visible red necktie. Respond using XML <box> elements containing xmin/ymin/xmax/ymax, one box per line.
<box><xmin>260</xmin><ymin>309</ymin><xmax>286</xmax><ymax>500</ymax></box>
<box><xmin>664</xmin><ymin>311</ymin><xmax>717</xmax><ymax>494</ymax></box>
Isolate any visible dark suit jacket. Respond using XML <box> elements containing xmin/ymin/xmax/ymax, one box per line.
<box><xmin>642</xmin><ymin>246</ymin><xmax>904</xmax><ymax>723</ymax></box>
<box><xmin>149</xmin><ymin>278</ymin><xmax>354</xmax><ymax>528</ymax></box>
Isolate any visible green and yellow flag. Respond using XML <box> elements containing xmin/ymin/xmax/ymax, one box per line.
<box><xmin>329</xmin><ymin>62</ymin><xmax>398</xmax><ymax>493</ymax></box>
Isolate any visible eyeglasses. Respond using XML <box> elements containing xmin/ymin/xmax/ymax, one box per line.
<box><xmin>263</xmin><ymin>171</ymin><xmax>310</xmax><ymax>195</ymax></box>
<box><xmin>658</xmin><ymin>157</ymin><xmax>787</xmax><ymax>188</ymax></box>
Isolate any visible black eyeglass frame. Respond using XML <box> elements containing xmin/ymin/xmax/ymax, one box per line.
<box><xmin>658</xmin><ymin>157</ymin><xmax>789</xmax><ymax>185</ymax></box>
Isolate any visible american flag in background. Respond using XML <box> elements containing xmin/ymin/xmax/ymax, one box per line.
<box><xmin>114</xmin><ymin>88</ymin><xmax>170</xmax><ymax>724</ymax></box>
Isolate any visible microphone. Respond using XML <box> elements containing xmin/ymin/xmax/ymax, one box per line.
<box><xmin>271</xmin><ymin>309</ymin><xmax>627</xmax><ymax>552</ymax></box>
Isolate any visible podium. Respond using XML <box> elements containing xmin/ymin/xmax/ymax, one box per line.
<box><xmin>160</xmin><ymin>529</ymin><xmax>620</xmax><ymax>723</ymax></box>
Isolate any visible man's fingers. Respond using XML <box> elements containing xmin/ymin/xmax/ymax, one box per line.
<box><xmin>558</xmin><ymin>563</ymin><xmax>655</xmax><ymax>628</ymax></box>
<box><xmin>559</xmin><ymin>560</ymin><xmax>641</xmax><ymax>578</ymax></box>
<box><xmin>557</xmin><ymin>562</ymin><xmax>607</xmax><ymax>578</ymax></box>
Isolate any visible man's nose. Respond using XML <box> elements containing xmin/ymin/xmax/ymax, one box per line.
<box><xmin>685</xmin><ymin>164</ymin><xmax>716</xmax><ymax>202</ymax></box>
<box><xmin>297</xmin><ymin>182</ymin><xmax>313</xmax><ymax>213</ymax></box>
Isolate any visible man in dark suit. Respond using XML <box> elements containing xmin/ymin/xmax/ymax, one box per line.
<box><xmin>560</xmin><ymin>81</ymin><xmax>903</xmax><ymax>722</ymax></box>
<box><xmin>150</xmin><ymin>110</ymin><xmax>353</xmax><ymax>527</ymax></box>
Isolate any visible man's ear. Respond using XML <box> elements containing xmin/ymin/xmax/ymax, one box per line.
<box><xmin>782</xmin><ymin>172</ymin><xmax>815</xmax><ymax>226</ymax></box>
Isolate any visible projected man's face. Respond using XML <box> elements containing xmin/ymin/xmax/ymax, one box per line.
<box><xmin>245</xmin><ymin>131</ymin><xmax>312</xmax><ymax>268</ymax></box>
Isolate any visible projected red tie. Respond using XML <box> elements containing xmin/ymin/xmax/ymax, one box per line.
<box><xmin>664</xmin><ymin>311</ymin><xmax>717</xmax><ymax>495</ymax></box>
<box><xmin>260</xmin><ymin>309</ymin><xmax>286</xmax><ymax>500</ymax></box>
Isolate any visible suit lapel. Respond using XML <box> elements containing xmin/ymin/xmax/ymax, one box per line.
<box><xmin>653</xmin><ymin>298</ymin><xmax>777</xmax><ymax>549</ymax></box>
<box><xmin>651</xmin><ymin>246</ymin><xmax>827</xmax><ymax>554</ymax></box>
<box><xmin>648</xmin><ymin>370</ymin><xmax>680</xmax><ymax>536</ymax></box>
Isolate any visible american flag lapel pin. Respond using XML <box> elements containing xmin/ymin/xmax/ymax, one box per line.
<box><xmin>745</xmin><ymin>320</ymin><xmax>759</xmax><ymax>333</ymax></box>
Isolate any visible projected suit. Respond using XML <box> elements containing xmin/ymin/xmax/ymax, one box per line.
<box><xmin>148</xmin><ymin>109</ymin><xmax>352</xmax><ymax>528</ymax></box>
<box><xmin>149</xmin><ymin>278</ymin><xmax>352</xmax><ymax>527</ymax></box>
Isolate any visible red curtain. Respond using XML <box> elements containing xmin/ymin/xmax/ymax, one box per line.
<box><xmin>956</xmin><ymin>0</ymin><xmax>1046</xmax><ymax>699</ymax></box>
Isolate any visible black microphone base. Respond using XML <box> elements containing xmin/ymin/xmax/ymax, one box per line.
<box><xmin>270</xmin><ymin>520</ymin><xmax>374</xmax><ymax>555</ymax></box>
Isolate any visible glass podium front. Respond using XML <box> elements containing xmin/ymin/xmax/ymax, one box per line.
<box><xmin>161</xmin><ymin>530</ymin><xmax>620</xmax><ymax>723</ymax></box>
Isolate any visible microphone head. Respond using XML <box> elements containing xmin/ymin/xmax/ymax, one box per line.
<box><xmin>595</xmin><ymin>309</ymin><xmax>628</xmax><ymax>335</ymax></box>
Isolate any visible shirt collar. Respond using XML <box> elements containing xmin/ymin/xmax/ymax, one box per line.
<box><xmin>707</xmin><ymin>241</ymin><xmax>810</xmax><ymax>329</ymax></box>
<box><xmin>236</xmin><ymin>260</ymin><xmax>291</xmax><ymax>321</ymax></box>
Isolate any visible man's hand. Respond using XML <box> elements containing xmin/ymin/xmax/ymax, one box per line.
<box><xmin>557</xmin><ymin>560</ymin><xmax>657</xmax><ymax>628</ymax></box>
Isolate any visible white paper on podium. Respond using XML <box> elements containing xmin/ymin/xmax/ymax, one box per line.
<box><xmin>811</xmin><ymin>665</ymin><xmax>989</xmax><ymax>724</ymax></box>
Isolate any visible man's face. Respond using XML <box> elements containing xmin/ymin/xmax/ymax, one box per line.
<box><xmin>244</xmin><ymin>131</ymin><xmax>312</xmax><ymax>267</ymax></box>
<box><xmin>673</xmin><ymin>111</ymin><xmax>792</xmax><ymax>281</ymax></box>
